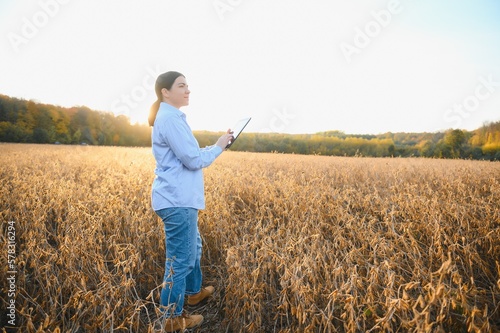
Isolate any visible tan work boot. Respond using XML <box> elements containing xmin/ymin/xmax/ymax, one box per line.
<box><xmin>187</xmin><ymin>286</ymin><xmax>215</xmax><ymax>307</ymax></box>
<box><xmin>163</xmin><ymin>312</ymin><xmax>203</xmax><ymax>332</ymax></box>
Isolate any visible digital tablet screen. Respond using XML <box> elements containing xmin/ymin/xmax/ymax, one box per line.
<box><xmin>226</xmin><ymin>117</ymin><xmax>251</xmax><ymax>148</ymax></box>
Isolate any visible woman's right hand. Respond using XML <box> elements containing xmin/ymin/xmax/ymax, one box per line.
<box><xmin>216</xmin><ymin>129</ymin><xmax>234</xmax><ymax>150</ymax></box>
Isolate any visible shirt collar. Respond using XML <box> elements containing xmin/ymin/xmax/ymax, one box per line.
<box><xmin>160</xmin><ymin>102</ymin><xmax>185</xmax><ymax>117</ymax></box>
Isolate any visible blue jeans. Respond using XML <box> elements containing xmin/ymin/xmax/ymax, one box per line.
<box><xmin>155</xmin><ymin>207</ymin><xmax>203</xmax><ymax>317</ymax></box>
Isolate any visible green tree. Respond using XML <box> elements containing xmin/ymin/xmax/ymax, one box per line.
<box><xmin>32</xmin><ymin>127</ymin><xmax>51</xmax><ymax>143</ymax></box>
<box><xmin>444</xmin><ymin>129</ymin><xmax>466</xmax><ymax>158</ymax></box>
<box><xmin>0</xmin><ymin>122</ymin><xmax>28</xmax><ymax>142</ymax></box>
<box><xmin>72</xmin><ymin>129</ymin><xmax>82</xmax><ymax>144</ymax></box>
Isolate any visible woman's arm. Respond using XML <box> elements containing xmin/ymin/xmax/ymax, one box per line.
<box><xmin>160</xmin><ymin>116</ymin><xmax>231</xmax><ymax>170</ymax></box>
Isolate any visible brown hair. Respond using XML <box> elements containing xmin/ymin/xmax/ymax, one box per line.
<box><xmin>148</xmin><ymin>71</ymin><xmax>185</xmax><ymax>126</ymax></box>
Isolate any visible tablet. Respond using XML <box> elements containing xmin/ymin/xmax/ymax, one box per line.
<box><xmin>226</xmin><ymin>117</ymin><xmax>251</xmax><ymax>148</ymax></box>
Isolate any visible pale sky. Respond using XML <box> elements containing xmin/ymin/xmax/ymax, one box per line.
<box><xmin>1</xmin><ymin>0</ymin><xmax>499</xmax><ymax>134</ymax></box>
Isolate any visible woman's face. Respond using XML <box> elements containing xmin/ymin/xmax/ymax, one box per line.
<box><xmin>162</xmin><ymin>76</ymin><xmax>190</xmax><ymax>109</ymax></box>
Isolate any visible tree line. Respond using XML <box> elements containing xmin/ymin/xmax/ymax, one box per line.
<box><xmin>196</xmin><ymin>125</ymin><xmax>500</xmax><ymax>160</ymax></box>
<box><xmin>1</xmin><ymin>94</ymin><xmax>499</xmax><ymax>160</ymax></box>
<box><xmin>0</xmin><ymin>94</ymin><xmax>150</xmax><ymax>146</ymax></box>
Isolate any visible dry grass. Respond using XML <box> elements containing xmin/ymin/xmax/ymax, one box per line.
<box><xmin>0</xmin><ymin>143</ymin><xmax>499</xmax><ymax>332</ymax></box>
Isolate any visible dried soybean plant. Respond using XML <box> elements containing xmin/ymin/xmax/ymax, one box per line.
<box><xmin>203</xmin><ymin>152</ymin><xmax>499</xmax><ymax>332</ymax></box>
<box><xmin>1</xmin><ymin>144</ymin><xmax>164</xmax><ymax>332</ymax></box>
<box><xmin>1</xmin><ymin>144</ymin><xmax>499</xmax><ymax>332</ymax></box>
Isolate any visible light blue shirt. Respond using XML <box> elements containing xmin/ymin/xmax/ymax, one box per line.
<box><xmin>151</xmin><ymin>102</ymin><xmax>223</xmax><ymax>210</ymax></box>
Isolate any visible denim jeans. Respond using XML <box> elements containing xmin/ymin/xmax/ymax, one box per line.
<box><xmin>155</xmin><ymin>207</ymin><xmax>203</xmax><ymax>317</ymax></box>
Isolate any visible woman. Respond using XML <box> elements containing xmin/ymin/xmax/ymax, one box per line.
<box><xmin>149</xmin><ymin>71</ymin><xmax>233</xmax><ymax>331</ymax></box>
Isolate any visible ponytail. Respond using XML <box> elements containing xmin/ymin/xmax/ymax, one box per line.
<box><xmin>149</xmin><ymin>71</ymin><xmax>185</xmax><ymax>127</ymax></box>
<box><xmin>148</xmin><ymin>99</ymin><xmax>161</xmax><ymax>126</ymax></box>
